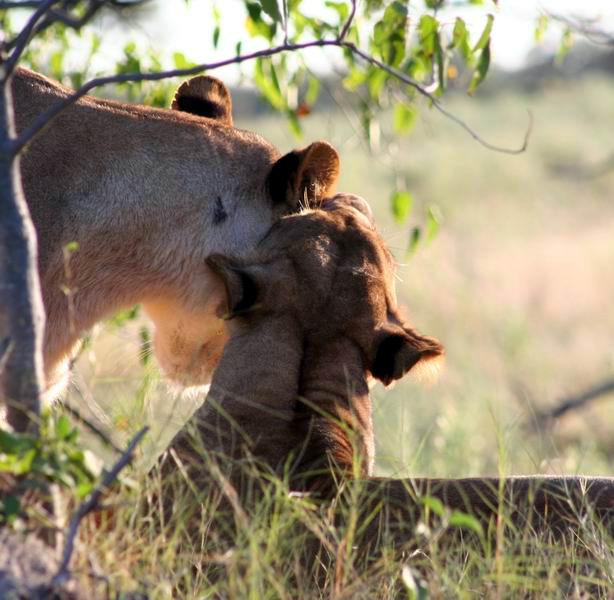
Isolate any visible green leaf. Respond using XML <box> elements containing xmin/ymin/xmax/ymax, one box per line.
<box><xmin>418</xmin><ymin>15</ymin><xmax>438</xmax><ymax>56</ymax></box>
<box><xmin>393</xmin><ymin>104</ymin><xmax>417</xmax><ymax>135</ymax></box>
<box><xmin>109</xmin><ymin>305</ymin><xmax>140</xmax><ymax>328</ymax></box>
<box><xmin>0</xmin><ymin>430</ymin><xmax>35</xmax><ymax>455</ymax></box>
<box><xmin>1</xmin><ymin>448</ymin><xmax>37</xmax><ymax>475</ymax></box>
<box><xmin>173</xmin><ymin>52</ymin><xmax>194</xmax><ymax>70</ymax></box>
<box><xmin>246</xmin><ymin>1</ymin><xmax>262</xmax><ymax>23</ymax></box>
<box><xmin>258</xmin><ymin>0</ymin><xmax>282</xmax><ymax>23</ymax></box>
<box><xmin>407</xmin><ymin>226</ymin><xmax>421</xmax><ymax>257</ymax></box>
<box><xmin>324</xmin><ymin>0</ymin><xmax>349</xmax><ymax>24</ymax></box>
<box><xmin>390</xmin><ymin>0</ymin><xmax>408</xmax><ymax>17</ymax></box>
<box><xmin>305</xmin><ymin>76</ymin><xmax>320</xmax><ymax>105</ymax></box>
<box><xmin>55</xmin><ymin>415</ymin><xmax>72</xmax><ymax>440</ymax></box>
<box><xmin>213</xmin><ymin>25</ymin><xmax>220</xmax><ymax>49</ymax></box>
<box><xmin>425</xmin><ymin>205</ymin><xmax>442</xmax><ymax>242</ymax></box>
<box><xmin>452</xmin><ymin>17</ymin><xmax>473</xmax><ymax>64</ymax></box>
<box><xmin>343</xmin><ymin>67</ymin><xmax>367</xmax><ymax>91</ymax></box>
<box><xmin>557</xmin><ymin>28</ymin><xmax>574</xmax><ymax>60</ymax></box>
<box><xmin>76</xmin><ymin>481</ymin><xmax>94</xmax><ymax>499</ymax></box>
<box><xmin>391</xmin><ymin>191</ymin><xmax>413</xmax><ymax>224</ymax></box>
<box><xmin>420</xmin><ymin>495</ymin><xmax>444</xmax><ymax>516</ymax></box>
<box><xmin>64</xmin><ymin>240</ymin><xmax>79</xmax><ymax>254</ymax></box>
<box><xmin>372</xmin><ymin>2</ymin><xmax>407</xmax><ymax>66</ymax></box>
<box><xmin>246</xmin><ymin>3</ymin><xmax>276</xmax><ymax>40</ymax></box>
<box><xmin>534</xmin><ymin>14</ymin><xmax>548</xmax><ymax>43</ymax></box>
<box><xmin>366</xmin><ymin>68</ymin><xmax>388</xmax><ymax>102</ymax></box>
<box><xmin>449</xmin><ymin>510</ymin><xmax>484</xmax><ymax>536</ymax></box>
<box><xmin>467</xmin><ymin>41</ymin><xmax>490</xmax><ymax>95</ymax></box>
<box><xmin>50</xmin><ymin>50</ymin><xmax>63</xmax><ymax>79</ymax></box>
<box><xmin>1</xmin><ymin>495</ymin><xmax>20</xmax><ymax>522</ymax></box>
<box><xmin>473</xmin><ymin>14</ymin><xmax>494</xmax><ymax>52</ymax></box>
<box><xmin>287</xmin><ymin>109</ymin><xmax>303</xmax><ymax>138</ymax></box>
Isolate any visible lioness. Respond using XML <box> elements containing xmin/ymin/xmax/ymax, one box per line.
<box><xmin>12</xmin><ymin>68</ymin><xmax>340</xmax><ymax>400</ymax></box>
<box><xmin>164</xmin><ymin>195</ymin><xmax>614</xmax><ymax>538</ymax></box>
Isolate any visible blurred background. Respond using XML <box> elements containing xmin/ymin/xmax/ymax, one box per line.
<box><xmin>13</xmin><ymin>0</ymin><xmax>612</xmax><ymax>476</ymax></box>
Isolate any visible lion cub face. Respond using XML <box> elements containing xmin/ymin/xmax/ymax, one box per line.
<box><xmin>207</xmin><ymin>195</ymin><xmax>443</xmax><ymax>388</ymax></box>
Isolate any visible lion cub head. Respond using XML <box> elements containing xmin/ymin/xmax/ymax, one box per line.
<box><xmin>205</xmin><ymin>194</ymin><xmax>443</xmax><ymax>480</ymax></box>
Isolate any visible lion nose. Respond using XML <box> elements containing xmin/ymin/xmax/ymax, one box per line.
<box><xmin>322</xmin><ymin>193</ymin><xmax>374</xmax><ymax>225</ymax></box>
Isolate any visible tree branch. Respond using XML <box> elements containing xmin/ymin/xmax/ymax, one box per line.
<box><xmin>0</xmin><ymin>1</ymin><xmax>46</xmax><ymax>7</ymax></box>
<box><xmin>533</xmin><ymin>379</ymin><xmax>614</xmax><ymax>428</ymax></box>
<box><xmin>548</xmin><ymin>13</ymin><xmax>614</xmax><ymax>47</ymax></box>
<box><xmin>338</xmin><ymin>0</ymin><xmax>357</xmax><ymax>41</ymax></box>
<box><xmin>3</xmin><ymin>0</ymin><xmax>61</xmax><ymax>76</ymax></box>
<box><xmin>344</xmin><ymin>42</ymin><xmax>533</xmax><ymax>155</ymax></box>
<box><xmin>11</xmin><ymin>38</ymin><xmax>531</xmax><ymax>157</ymax></box>
<box><xmin>51</xmin><ymin>426</ymin><xmax>149</xmax><ymax>588</ymax></box>
<box><xmin>0</xmin><ymin>74</ymin><xmax>46</xmax><ymax>432</ymax></box>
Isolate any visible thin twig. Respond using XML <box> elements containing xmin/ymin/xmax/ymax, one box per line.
<box><xmin>344</xmin><ymin>42</ymin><xmax>533</xmax><ymax>155</ymax></box>
<box><xmin>0</xmin><ymin>0</ymin><xmax>45</xmax><ymax>7</ymax></box>
<box><xmin>548</xmin><ymin>13</ymin><xmax>614</xmax><ymax>47</ymax></box>
<box><xmin>61</xmin><ymin>403</ymin><xmax>124</xmax><ymax>455</ymax></box>
<box><xmin>40</xmin><ymin>0</ymin><xmax>106</xmax><ymax>32</ymax></box>
<box><xmin>12</xmin><ymin>38</ymin><xmax>530</xmax><ymax>157</ymax></box>
<box><xmin>534</xmin><ymin>379</ymin><xmax>614</xmax><ymax>427</ymax></box>
<box><xmin>282</xmin><ymin>0</ymin><xmax>288</xmax><ymax>45</ymax></box>
<box><xmin>4</xmin><ymin>0</ymin><xmax>60</xmax><ymax>75</ymax></box>
<box><xmin>11</xmin><ymin>38</ymin><xmax>337</xmax><ymax>154</ymax></box>
<box><xmin>51</xmin><ymin>426</ymin><xmax>148</xmax><ymax>588</ymax></box>
<box><xmin>338</xmin><ymin>0</ymin><xmax>357</xmax><ymax>41</ymax></box>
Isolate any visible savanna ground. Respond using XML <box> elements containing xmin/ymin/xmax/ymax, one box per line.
<box><xmin>57</xmin><ymin>72</ymin><xmax>613</xmax><ymax>597</ymax></box>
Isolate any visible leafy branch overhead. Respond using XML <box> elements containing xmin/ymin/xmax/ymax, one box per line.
<box><xmin>0</xmin><ymin>0</ymin><xmax>528</xmax><ymax>156</ymax></box>
<box><xmin>0</xmin><ymin>0</ymin><xmax>530</xmax><ymax>258</ymax></box>
<box><xmin>243</xmin><ymin>1</ymin><xmax>505</xmax><ymax>133</ymax></box>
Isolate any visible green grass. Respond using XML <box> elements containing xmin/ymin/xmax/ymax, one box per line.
<box><xmin>56</xmin><ymin>74</ymin><xmax>614</xmax><ymax>596</ymax></box>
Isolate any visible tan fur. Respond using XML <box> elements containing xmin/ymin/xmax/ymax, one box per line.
<box><xmin>11</xmin><ymin>68</ymin><xmax>340</xmax><ymax>400</ymax></box>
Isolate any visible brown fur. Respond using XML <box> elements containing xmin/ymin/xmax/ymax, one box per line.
<box><xmin>11</xmin><ymin>68</ymin><xmax>340</xmax><ymax>400</ymax></box>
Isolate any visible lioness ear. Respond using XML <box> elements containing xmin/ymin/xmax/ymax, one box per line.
<box><xmin>371</xmin><ymin>326</ymin><xmax>444</xmax><ymax>386</ymax></box>
<box><xmin>206</xmin><ymin>254</ymin><xmax>260</xmax><ymax>319</ymax></box>
<box><xmin>172</xmin><ymin>76</ymin><xmax>233</xmax><ymax>126</ymax></box>
<box><xmin>268</xmin><ymin>141</ymin><xmax>340</xmax><ymax>211</ymax></box>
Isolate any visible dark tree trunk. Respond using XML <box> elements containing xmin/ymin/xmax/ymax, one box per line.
<box><xmin>0</xmin><ymin>71</ymin><xmax>45</xmax><ymax>432</ymax></box>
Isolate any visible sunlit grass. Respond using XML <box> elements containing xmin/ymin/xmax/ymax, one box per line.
<box><xmin>68</xmin><ymin>446</ymin><xmax>613</xmax><ymax>598</ymax></box>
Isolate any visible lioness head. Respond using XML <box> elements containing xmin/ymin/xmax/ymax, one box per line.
<box><xmin>204</xmin><ymin>194</ymin><xmax>443</xmax><ymax>480</ymax></box>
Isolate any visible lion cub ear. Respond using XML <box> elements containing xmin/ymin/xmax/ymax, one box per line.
<box><xmin>371</xmin><ymin>326</ymin><xmax>444</xmax><ymax>386</ymax></box>
<box><xmin>268</xmin><ymin>141</ymin><xmax>340</xmax><ymax>211</ymax></box>
<box><xmin>171</xmin><ymin>76</ymin><xmax>233</xmax><ymax>126</ymax></box>
<box><xmin>206</xmin><ymin>254</ymin><xmax>262</xmax><ymax>319</ymax></box>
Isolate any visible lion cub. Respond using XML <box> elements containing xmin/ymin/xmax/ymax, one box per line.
<box><xmin>165</xmin><ymin>194</ymin><xmax>443</xmax><ymax>489</ymax></box>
